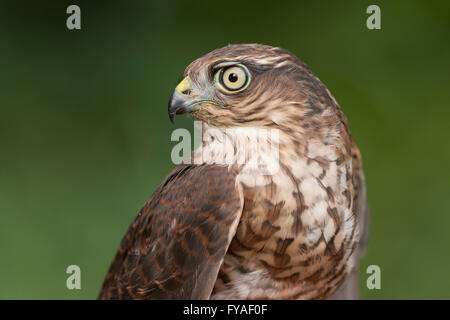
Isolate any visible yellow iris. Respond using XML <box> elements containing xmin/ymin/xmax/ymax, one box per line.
<box><xmin>215</xmin><ymin>64</ymin><xmax>251</xmax><ymax>93</ymax></box>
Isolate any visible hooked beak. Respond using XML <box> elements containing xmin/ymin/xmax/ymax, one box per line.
<box><xmin>168</xmin><ymin>77</ymin><xmax>196</xmax><ymax>123</ymax></box>
<box><xmin>168</xmin><ymin>76</ymin><xmax>224</xmax><ymax>123</ymax></box>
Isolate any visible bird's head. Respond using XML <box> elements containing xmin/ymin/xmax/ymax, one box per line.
<box><xmin>169</xmin><ymin>44</ymin><xmax>346</xmax><ymax>136</ymax></box>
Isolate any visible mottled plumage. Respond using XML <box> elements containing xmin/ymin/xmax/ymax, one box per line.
<box><xmin>99</xmin><ymin>44</ymin><xmax>369</xmax><ymax>300</ymax></box>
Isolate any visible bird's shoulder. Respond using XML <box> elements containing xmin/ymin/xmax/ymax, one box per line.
<box><xmin>99</xmin><ymin>164</ymin><xmax>243</xmax><ymax>299</ymax></box>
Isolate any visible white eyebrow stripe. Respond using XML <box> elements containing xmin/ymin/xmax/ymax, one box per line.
<box><xmin>274</xmin><ymin>60</ymin><xmax>292</xmax><ymax>68</ymax></box>
<box><xmin>214</xmin><ymin>61</ymin><xmax>241</xmax><ymax>69</ymax></box>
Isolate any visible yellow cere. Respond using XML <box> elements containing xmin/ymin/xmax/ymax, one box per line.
<box><xmin>175</xmin><ymin>77</ymin><xmax>192</xmax><ymax>94</ymax></box>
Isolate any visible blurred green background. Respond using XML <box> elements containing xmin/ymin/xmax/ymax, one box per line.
<box><xmin>1</xmin><ymin>0</ymin><xmax>449</xmax><ymax>299</ymax></box>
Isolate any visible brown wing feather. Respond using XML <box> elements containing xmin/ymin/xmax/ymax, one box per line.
<box><xmin>98</xmin><ymin>164</ymin><xmax>242</xmax><ymax>299</ymax></box>
<box><xmin>330</xmin><ymin>142</ymin><xmax>369</xmax><ymax>300</ymax></box>
<box><xmin>352</xmin><ymin>144</ymin><xmax>370</xmax><ymax>258</ymax></box>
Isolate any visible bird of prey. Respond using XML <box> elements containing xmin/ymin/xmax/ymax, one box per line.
<box><xmin>98</xmin><ymin>44</ymin><xmax>369</xmax><ymax>300</ymax></box>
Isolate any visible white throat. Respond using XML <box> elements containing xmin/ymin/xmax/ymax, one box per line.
<box><xmin>191</xmin><ymin>122</ymin><xmax>281</xmax><ymax>176</ymax></box>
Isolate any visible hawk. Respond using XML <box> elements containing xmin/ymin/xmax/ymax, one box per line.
<box><xmin>98</xmin><ymin>44</ymin><xmax>369</xmax><ymax>300</ymax></box>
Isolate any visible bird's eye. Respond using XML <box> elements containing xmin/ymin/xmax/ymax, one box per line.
<box><xmin>215</xmin><ymin>64</ymin><xmax>251</xmax><ymax>93</ymax></box>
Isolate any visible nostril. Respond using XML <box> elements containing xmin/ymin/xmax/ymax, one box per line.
<box><xmin>182</xmin><ymin>89</ymin><xmax>192</xmax><ymax>95</ymax></box>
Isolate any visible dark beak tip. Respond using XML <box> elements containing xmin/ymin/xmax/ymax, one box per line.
<box><xmin>168</xmin><ymin>90</ymin><xmax>193</xmax><ymax>123</ymax></box>
<box><xmin>168</xmin><ymin>92</ymin><xmax>175</xmax><ymax>123</ymax></box>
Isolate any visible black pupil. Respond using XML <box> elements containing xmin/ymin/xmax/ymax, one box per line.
<box><xmin>228</xmin><ymin>73</ymin><xmax>239</xmax><ymax>83</ymax></box>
